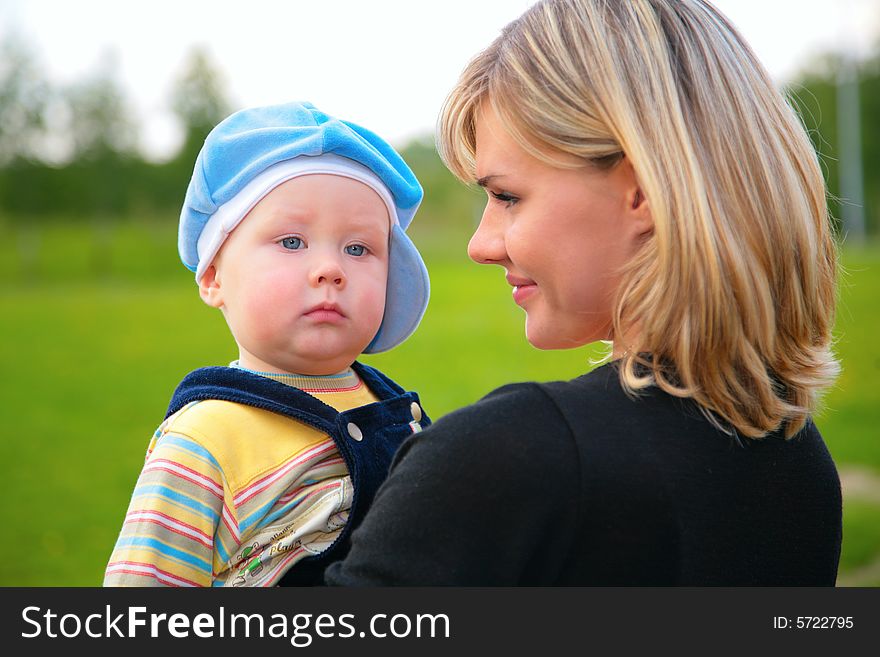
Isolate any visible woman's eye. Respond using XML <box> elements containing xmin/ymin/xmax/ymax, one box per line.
<box><xmin>280</xmin><ymin>237</ymin><xmax>303</xmax><ymax>250</ymax></box>
<box><xmin>490</xmin><ymin>190</ymin><xmax>519</xmax><ymax>206</ymax></box>
<box><xmin>345</xmin><ymin>244</ymin><xmax>367</xmax><ymax>257</ymax></box>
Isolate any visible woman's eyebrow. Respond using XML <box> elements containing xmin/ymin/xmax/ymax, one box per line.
<box><xmin>476</xmin><ymin>174</ymin><xmax>505</xmax><ymax>188</ymax></box>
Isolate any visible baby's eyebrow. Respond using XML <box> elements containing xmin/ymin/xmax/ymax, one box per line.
<box><xmin>345</xmin><ymin>213</ymin><xmax>390</xmax><ymax>231</ymax></box>
<box><xmin>265</xmin><ymin>208</ymin><xmax>311</xmax><ymax>224</ymax></box>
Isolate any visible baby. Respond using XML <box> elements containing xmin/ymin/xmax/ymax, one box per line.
<box><xmin>104</xmin><ymin>101</ymin><xmax>430</xmax><ymax>587</ymax></box>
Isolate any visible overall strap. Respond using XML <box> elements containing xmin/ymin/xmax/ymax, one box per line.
<box><xmin>351</xmin><ymin>360</ymin><xmax>406</xmax><ymax>397</ymax></box>
<box><xmin>165</xmin><ymin>366</ymin><xmax>338</xmax><ymax>433</ymax></box>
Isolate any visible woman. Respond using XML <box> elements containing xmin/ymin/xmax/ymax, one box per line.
<box><xmin>325</xmin><ymin>0</ymin><xmax>842</xmax><ymax>585</ymax></box>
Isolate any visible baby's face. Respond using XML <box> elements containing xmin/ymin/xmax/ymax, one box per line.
<box><xmin>205</xmin><ymin>174</ymin><xmax>390</xmax><ymax>375</ymax></box>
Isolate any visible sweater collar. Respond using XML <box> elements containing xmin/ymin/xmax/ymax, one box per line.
<box><xmin>229</xmin><ymin>361</ymin><xmax>360</xmax><ymax>393</ymax></box>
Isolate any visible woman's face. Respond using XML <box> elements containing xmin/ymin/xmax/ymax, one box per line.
<box><xmin>470</xmin><ymin>102</ymin><xmax>650</xmax><ymax>350</ymax></box>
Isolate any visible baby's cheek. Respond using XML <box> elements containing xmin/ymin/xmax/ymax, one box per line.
<box><xmin>244</xmin><ymin>282</ymin><xmax>299</xmax><ymax>331</ymax></box>
<box><xmin>361</xmin><ymin>288</ymin><xmax>387</xmax><ymax>328</ymax></box>
<box><xmin>257</xmin><ymin>270</ymin><xmax>301</xmax><ymax>305</ymax></box>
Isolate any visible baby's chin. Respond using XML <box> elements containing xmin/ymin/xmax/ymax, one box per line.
<box><xmin>283</xmin><ymin>343</ymin><xmax>373</xmax><ymax>376</ymax></box>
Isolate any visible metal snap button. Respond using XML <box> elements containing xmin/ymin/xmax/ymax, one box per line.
<box><xmin>410</xmin><ymin>402</ymin><xmax>423</xmax><ymax>423</ymax></box>
<box><xmin>347</xmin><ymin>422</ymin><xmax>363</xmax><ymax>441</ymax></box>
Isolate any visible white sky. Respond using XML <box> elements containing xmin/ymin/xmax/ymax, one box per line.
<box><xmin>2</xmin><ymin>0</ymin><xmax>878</xmax><ymax>160</ymax></box>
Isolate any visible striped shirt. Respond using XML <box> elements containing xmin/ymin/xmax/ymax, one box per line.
<box><xmin>104</xmin><ymin>366</ymin><xmax>379</xmax><ymax>587</ymax></box>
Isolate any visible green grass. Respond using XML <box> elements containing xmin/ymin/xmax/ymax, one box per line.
<box><xmin>816</xmin><ymin>245</ymin><xmax>880</xmax><ymax>468</ymax></box>
<box><xmin>1</xmin><ymin>220</ymin><xmax>878</xmax><ymax>585</ymax></box>
<box><xmin>839</xmin><ymin>500</ymin><xmax>880</xmax><ymax>584</ymax></box>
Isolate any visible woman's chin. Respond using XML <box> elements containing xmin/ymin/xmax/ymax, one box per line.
<box><xmin>525</xmin><ymin>326</ymin><xmax>575</xmax><ymax>351</ymax></box>
<box><xmin>525</xmin><ymin>320</ymin><xmax>599</xmax><ymax>351</ymax></box>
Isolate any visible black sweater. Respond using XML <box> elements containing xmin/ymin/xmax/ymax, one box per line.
<box><xmin>325</xmin><ymin>362</ymin><xmax>842</xmax><ymax>585</ymax></box>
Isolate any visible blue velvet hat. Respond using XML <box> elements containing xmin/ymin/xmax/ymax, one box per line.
<box><xmin>178</xmin><ymin>101</ymin><xmax>429</xmax><ymax>353</ymax></box>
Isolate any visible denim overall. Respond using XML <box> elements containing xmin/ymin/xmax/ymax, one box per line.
<box><xmin>164</xmin><ymin>361</ymin><xmax>430</xmax><ymax>586</ymax></box>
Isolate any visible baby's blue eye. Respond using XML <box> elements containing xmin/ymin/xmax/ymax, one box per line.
<box><xmin>345</xmin><ymin>244</ymin><xmax>366</xmax><ymax>256</ymax></box>
<box><xmin>280</xmin><ymin>237</ymin><xmax>303</xmax><ymax>250</ymax></box>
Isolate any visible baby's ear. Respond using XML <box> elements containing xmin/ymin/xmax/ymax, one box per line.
<box><xmin>198</xmin><ymin>265</ymin><xmax>224</xmax><ymax>308</ymax></box>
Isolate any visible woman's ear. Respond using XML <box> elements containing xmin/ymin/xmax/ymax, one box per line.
<box><xmin>630</xmin><ymin>185</ymin><xmax>653</xmax><ymax>237</ymax></box>
<box><xmin>198</xmin><ymin>264</ymin><xmax>224</xmax><ymax>308</ymax></box>
<box><xmin>620</xmin><ymin>159</ymin><xmax>653</xmax><ymax>238</ymax></box>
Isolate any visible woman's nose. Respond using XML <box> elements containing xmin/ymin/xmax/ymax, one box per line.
<box><xmin>467</xmin><ymin>207</ymin><xmax>507</xmax><ymax>265</ymax></box>
<box><xmin>309</xmin><ymin>257</ymin><xmax>346</xmax><ymax>289</ymax></box>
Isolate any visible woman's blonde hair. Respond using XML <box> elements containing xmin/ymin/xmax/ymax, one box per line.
<box><xmin>438</xmin><ymin>0</ymin><xmax>839</xmax><ymax>438</ymax></box>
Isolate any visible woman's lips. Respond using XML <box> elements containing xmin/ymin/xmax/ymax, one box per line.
<box><xmin>506</xmin><ymin>274</ymin><xmax>537</xmax><ymax>306</ymax></box>
<box><xmin>512</xmin><ymin>283</ymin><xmax>538</xmax><ymax>306</ymax></box>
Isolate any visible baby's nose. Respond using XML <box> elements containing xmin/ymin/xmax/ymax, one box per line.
<box><xmin>310</xmin><ymin>259</ymin><xmax>346</xmax><ymax>288</ymax></box>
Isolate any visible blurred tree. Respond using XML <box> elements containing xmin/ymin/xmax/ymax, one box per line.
<box><xmin>400</xmin><ymin>137</ymin><xmax>483</xmax><ymax>251</ymax></box>
<box><xmin>144</xmin><ymin>47</ymin><xmax>238</xmax><ymax>215</ymax></box>
<box><xmin>859</xmin><ymin>49</ymin><xmax>880</xmax><ymax>239</ymax></box>
<box><xmin>0</xmin><ymin>33</ymin><xmax>50</xmax><ymax>164</ymax></box>
<box><xmin>64</xmin><ymin>49</ymin><xmax>138</xmax><ymax>162</ymax></box>
<box><xmin>63</xmin><ymin>50</ymin><xmax>141</xmax><ymax>222</ymax></box>
<box><xmin>788</xmin><ymin>47</ymin><xmax>880</xmax><ymax>238</ymax></box>
<box><xmin>170</xmin><ymin>47</ymin><xmax>233</xmax><ymax>168</ymax></box>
